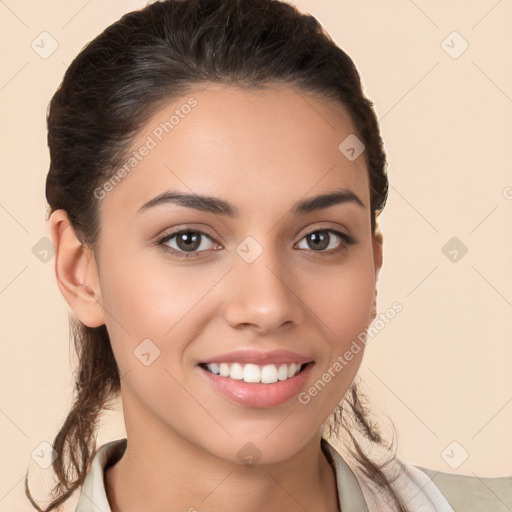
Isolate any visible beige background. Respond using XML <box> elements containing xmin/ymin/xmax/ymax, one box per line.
<box><xmin>1</xmin><ymin>0</ymin><xmax>511</xmax><ymax>509</ymax></box>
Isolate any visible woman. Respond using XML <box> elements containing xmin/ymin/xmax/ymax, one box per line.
<box><xmin>24</xmin><ymin>0</ymin><xmax>510</xmax><ymax>511</ymax></box>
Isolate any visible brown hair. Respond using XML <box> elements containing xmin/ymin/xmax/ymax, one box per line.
<box><xmin>26</xmin><ymin>0</ymin><xmax>409</xmax><ymax>510</ymax></box>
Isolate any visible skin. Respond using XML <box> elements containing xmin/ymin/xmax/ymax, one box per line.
<box><xmin>50</xmin><ymin>83</ymin><xmax>383</xmax><ymax>512</ymax></box>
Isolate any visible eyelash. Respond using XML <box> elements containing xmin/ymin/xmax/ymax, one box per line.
<box><xmin>155</xmin><ymin>224</ymin><xmax>355</xmax><ymax>260</ymax></box>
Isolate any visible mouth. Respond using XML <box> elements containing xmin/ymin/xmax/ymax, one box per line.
<box><xmin>199</xmin><ymin>361</ymin><xmax>310</xmax><ymax>384</ymax></box>
<box><xmin>197</xmin><ymin>351</ymin><xmax>315</xmax><ymax>408</ymax></box>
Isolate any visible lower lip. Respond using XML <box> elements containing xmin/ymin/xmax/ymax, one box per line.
<box><xmin>199</xmin><ymin>363</ymin><xmax>314</xmax><ymax>408</ymax></box>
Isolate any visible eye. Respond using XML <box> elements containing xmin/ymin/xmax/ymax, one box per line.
<box><xmin>156</xmin><ymin>224</ymin><xmax>355</xmax><ymax>260</ymax></box>
<box><xmin>296</xmin><ymin>224</ymin><xmax>354</xmax><ymax>254</ymax></box>
<box><xmin>157</xmin><ymin>229</ymin><xmax>219</xmax><ymax>259</ymax></box>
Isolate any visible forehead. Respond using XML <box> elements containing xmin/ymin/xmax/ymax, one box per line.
<box><xmin>97</xmin><ymin>83</ymin><xmax>370</xmax><ymax>222</ymax></box>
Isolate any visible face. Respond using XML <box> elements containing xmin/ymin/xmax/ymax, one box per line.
<box><xmin>90</xmin><ymin>83</ymin><xmax>381</xmax><ymax>464</ymax></box>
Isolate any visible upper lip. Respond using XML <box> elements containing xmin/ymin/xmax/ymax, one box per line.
<box><xmin>199</xmin><ymin>349</ymin><xmax>313</xmax><ymax>366</ymax></box>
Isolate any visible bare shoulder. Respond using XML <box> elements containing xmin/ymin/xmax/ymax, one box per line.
<box><xmin>415</xmin><ymin>465</ymin><xmax>512</xmax><ymax>512</ymax></box>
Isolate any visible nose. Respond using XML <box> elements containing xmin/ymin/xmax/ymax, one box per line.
<box><xmin>223</xmin><ymin>243</ymin><xmax>305</xmax><ymax>334</ymax></box>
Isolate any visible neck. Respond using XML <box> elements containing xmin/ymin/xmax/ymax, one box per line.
<box><xmin>105</xmin><ymin>427</ymin><xmax>340</xmax><ymax>512</ymax></box>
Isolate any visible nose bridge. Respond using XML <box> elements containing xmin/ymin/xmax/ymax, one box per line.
<box><xmin>223</xmin><ymin>234</ymin><xmax>303</xmax><ymax>331</ymax></box>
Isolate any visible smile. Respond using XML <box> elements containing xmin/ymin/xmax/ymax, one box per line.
<box><xmin>202</xmin><ymin>362</ymin><xmax>305</xmax><ymax>384</ymax></box>
<box><xmin>198</xmin><ymin>361</ymin><xmax>315</xmax><ymax>408</ymax></box>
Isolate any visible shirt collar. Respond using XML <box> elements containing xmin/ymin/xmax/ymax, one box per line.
<box><xmin>75</xmin><ymin>437</ymin><xmax>369</xmax><ymax>512</ymax></box>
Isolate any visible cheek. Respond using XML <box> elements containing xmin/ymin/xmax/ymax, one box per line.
<box><xmin>307</xmin><ymin>255</ymin><xmax>376</xmax><ymax>345</ymax></box>
<box><xmin>97</xmin><ymin>246</ymin><xmax>222</xmax><ymax>371</ymax></box>
<box><xmin>99</xmin><ymin>242</ymin><xmax>202</xmax><ymax>329</ymax></box>
<box><xmin>299</xmin><ymin>258</ymin><xmax>374</xmax><ymax>411</ymax></box>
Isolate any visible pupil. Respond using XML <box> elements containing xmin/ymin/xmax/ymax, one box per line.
<box><xmin>309</xmin><ymin>231</ymin><xmax>328</xmax><ymax>251</ymax></box>
<box><xmin>178</xmin><ymin>231</ymin><xmax>200</xmax><ymax>251</ymax></box>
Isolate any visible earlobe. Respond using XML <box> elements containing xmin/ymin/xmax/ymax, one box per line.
<box><xmin>49</xmin><ymin>209</ymin><xmax>105</xmax><ymax>328</ymax></box>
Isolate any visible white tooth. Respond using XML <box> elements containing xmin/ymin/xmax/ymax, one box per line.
<box><xmin>208</xmin><ymin>363</ymin><xmax>220</xmax><ymax>375</ymax></box>
<box><xmin>277</xmin><ymin>364</ymin><xmax>289</xmax><ymax>381</ymax></box>
<box><xmin>243</xmin><ymin>364</ymin><xmax>261</xmax><ymax>383</ymax></box>
<box><xmin>287</xmin><ymin>363</ymin><xmax>299</xmax><ymax>378</ymax></box>
<box><xmin>261</xmin><ymin>364</ymin><xmax>278</xmax><ymax>384</ymax></box>
<box><xmin>214</xmin><ymin>362</ymin><xmax>303</xmax><ymax>382</ymax></box>
<box><xmin>229</xmin><ymin>363</ymin><xmax>244</xmax><ymax>380</ymax></box>
<box><xmin>219</xmin><ymin>363</ymin><xmax>230</xmax><ymax>377</ymax></box>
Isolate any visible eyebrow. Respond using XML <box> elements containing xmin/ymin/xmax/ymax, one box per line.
<box><xmin>136</xmin><ymin>188</ymin><xmax>365</xmax><ymax>217</ymax></box>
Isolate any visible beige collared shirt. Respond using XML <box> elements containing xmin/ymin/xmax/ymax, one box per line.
<box><xmin>18</xmin><ymin>437</ymin><xmax>511</xmax><ymax>511</ymax></box>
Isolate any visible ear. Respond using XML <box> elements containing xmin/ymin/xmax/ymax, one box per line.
<box><xmin>49</xmin><ymin>209</ymin><xmax>106</xmax><ymax>328</ymax></box>
<box><xmin>372</xmin><ymin>228</ymin><xmax>383</xmax><ymax>280</ymax></box>
<box><xmin>370</xmin><ymin>227</ymin><xmax>384</xmax><ymax>321</ymax></box>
